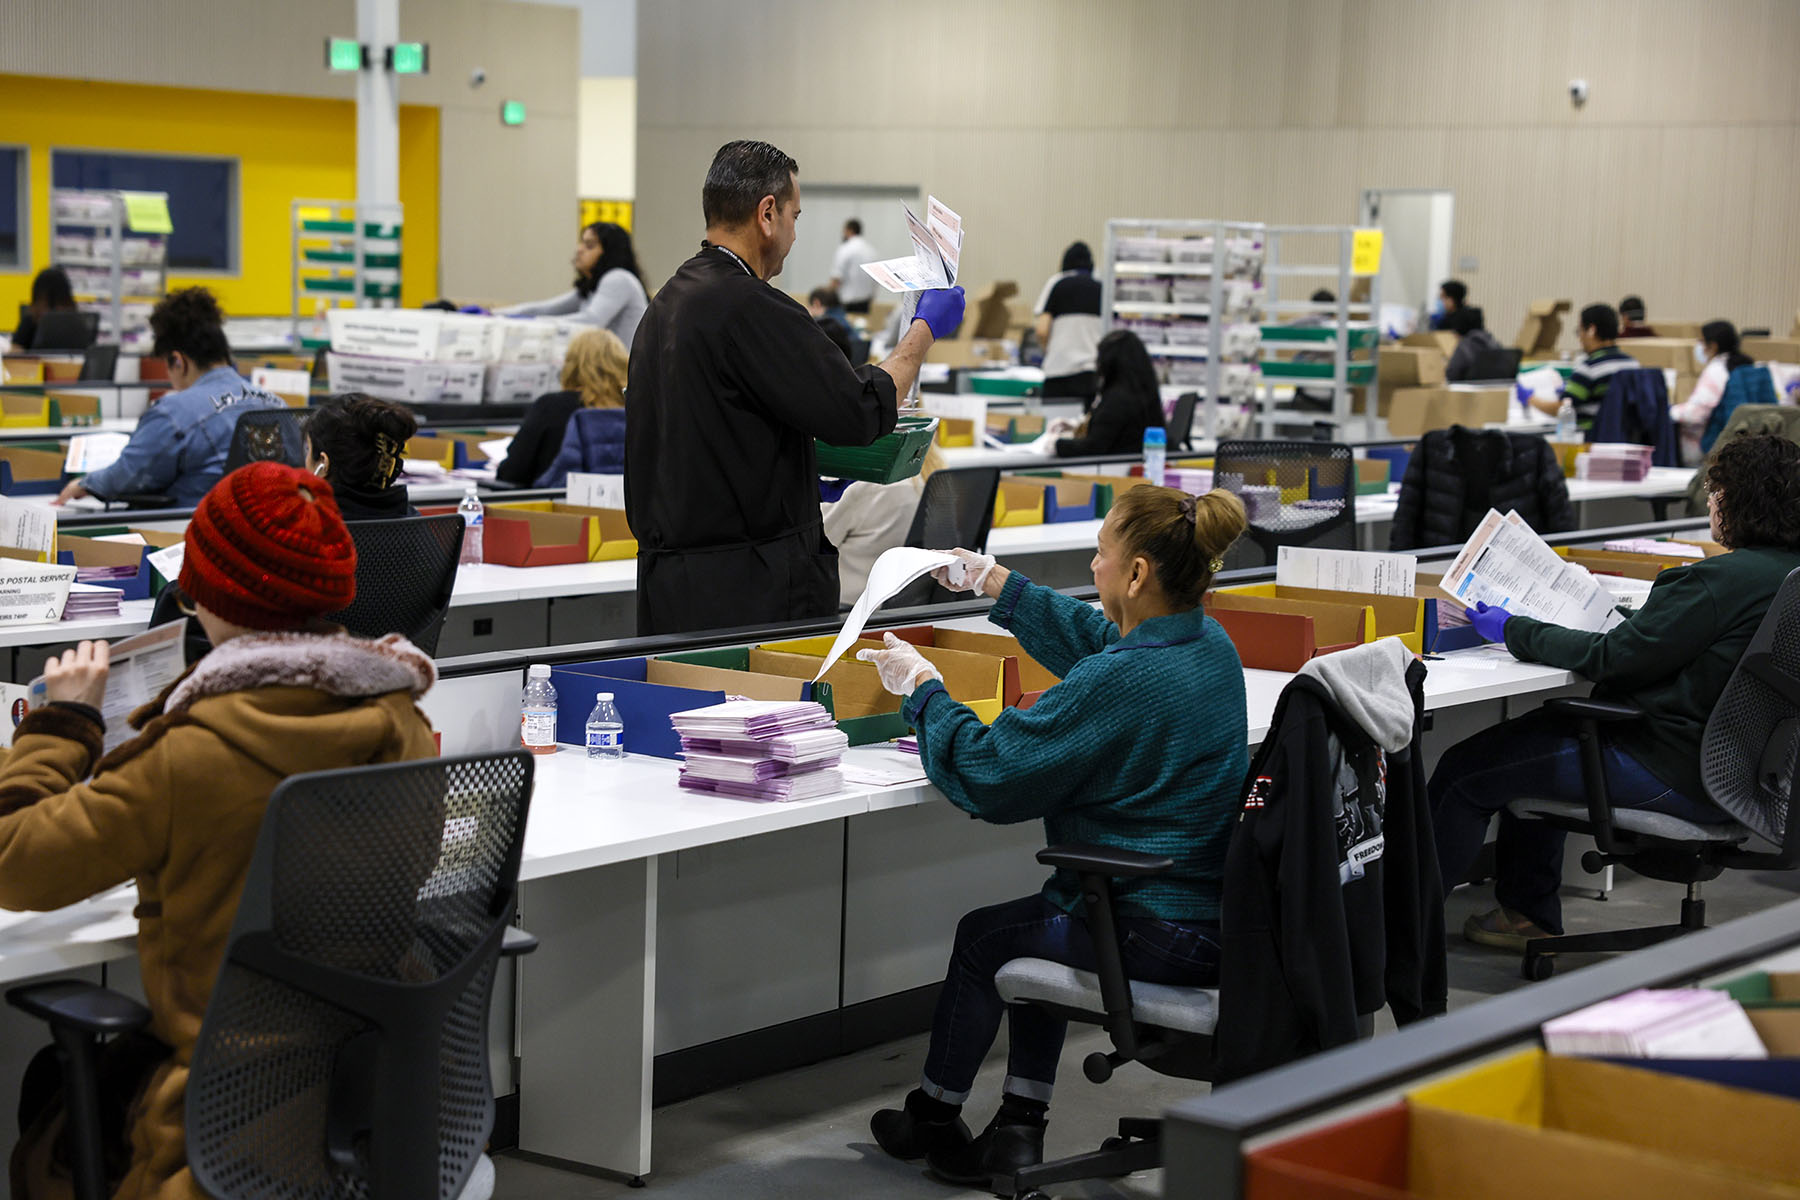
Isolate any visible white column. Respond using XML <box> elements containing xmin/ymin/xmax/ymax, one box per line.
<box><xmin>356</xmin><ymin>0</ymin><xmax>400</xmax><ymax>208</ymax></box>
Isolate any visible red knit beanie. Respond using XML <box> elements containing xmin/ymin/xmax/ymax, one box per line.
<box><xmin>179</xmin><ymin>462</ymin><xmax>358</xmax><ymax>630</ymax></box>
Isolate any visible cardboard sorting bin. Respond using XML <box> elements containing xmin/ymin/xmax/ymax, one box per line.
<box><xmin>935</xmin><ymin>417</ymin><xmax>977</xmax><ymax>448</ymax></box>
<box><xmin>1355</xmin><ymin>457</ymin><xmax>1392</xmax><ymax>495</ymax></box>
<box><xmin>47</xmin><ymin>392</ymin><xmax>103</xmax><ymax>425</ymax></box>
<box><xmin>987</xmin><ymin>414</ymin><xmax>1045</xmax><ymax>444</ymax></box>
<box><xmin>992</xmin><ymin>479</ymin><xmax>1047</xmax><ymax>527</ymax></box>
<box><xmin>548</xmin><ymin>657</ymin><xmax>817</xmax><ymax>760</ymax></box>
<box><xmin>1386</xmin><ymin>386</ymin><xmax>1512</xmax><ymax>438</ymax></box>
<box><xmin>1204</xmin><ymin>590</ymin><xmax>1375</xmax><ymax>672</ymax></box>
<box><xmin>1</xmin><ymin>359</ymin><xmax>45</xmax><ymax>385</ymax></box>
<box><xmin>1220</xmin><ymin>583</ymin><xmax>1431</xmax><ymax>653</ymax></box>
<box><xmin>0</xmin><ymin>446</ymin><xmax>66</xmax><ymax>495</ymax></box>
<box><xmin>486</xmin><ymin>501</ymin><xmax>634</xmax><ymax>563</ymax></box>
<box><xmin>1401</xmin><ymin>1049</ymin><xmax>1800</xmax><ymax>1198</ymax></box>
<box><xmin>660</xmin><ymin>646</ymin><xmax>906</xmax><ymax>746</ymax></box>
<box><xmin>1606</xmin><ymin>1008</ymin><xmax>1800</xmax><ymax>1103</ymax></box>
<box><xmin>1719</xmin><ymin>970</ymin><xmax>1800</xmax><ymax>1008</ymax></box>
<box><xmin>870</xmin><ymin>625</ymin><xmax>1061</xmax><ymax>709</ymax></box>
<box><xmin>1546</xmin><ymin>439</ymin><xmax>1586</xmax><ymax>478</ymax></box>
<box><xmin>1514</xmin><ymin>299</ymin><xmax>1572</xmax><ymax>356</ymax></box>
<box><xmin>1000</xmin><ymin>475</ymin><xmax>1098</xmax><ymax>523</ymax></box>
<box><xmin>56</xmin><ymin>536</ymin><xmax>153</xmax><ymax>601</ymax></box>
<box><xmin>0</xmin><ymin>394</ymin><xmax>53</xmax><ymax>427</ymax></box>
<box><xmin>1555</xmin><ymin>546</ymin><xmax>1690</xmax><ymax>581</ymax></box>
<box><xmin>754</xmin><ymin>635</ymin><xmax>1009</xmax><ymax>725</ymax></box>
<box><xmin>1047</xmin><ymin>472</ymin><xmax>1158</xmax><ymax>517</ymax></box>
<box><xmin>482</xmin><ymin>507</ymin><xmax>589</xmax><ymax>567</ymax></box>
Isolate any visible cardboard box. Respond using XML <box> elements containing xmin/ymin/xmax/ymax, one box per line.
<box><xmin>42</xmin><ymin>361</ymin><xmax>82</xmax><ymax>383</ymax></box>
<box><xmin>0</xmin><ymin>446</ymin><xmax>66</xmax><ymax>495</ymax></box>
<box><xmin>660</xmin><ymin>647</ymin><xmax>904</xmax><ymax>745</ymax></box>
<box><xmin>1608</xmin><ymin>1008</ymin><xmax>1800</xmax><ymax>1103</ymax></box>
<box><xmin>755</xmin><ymin>635</ymin><xmax>1008</xmax><ymax>725</ymax></box>
<box><xmin>1513</xmin><ymin>298</ymin><xmax>1571</xmax><ymax>356</ymax></box>
<box><xmin>485</xmin><ymin>500</ymin><xmax>635</xmax><ymax>562</ymax></box>
<box><xmin>1557</xmin><ymin>546</ymin><xmax>1691</xmax><ymax>580</ymax></box>
<box><xmin>56</xmin><ymin>536</ymin><xmax>152</xmax><ymax>601</ymax></box>
<box><xmin>1744</xmin><ymin>337</ymin><xmax>1800</xmax><ymax>365</ymax></box>
<box><xmin>1618</xmin><ymin>337</ymin><xmax>1696</xmax><ymax>373</ymax></box>
<box><xmin>484</xmin><ymin>361</ymin><xmax>557</xmax><ymax>405</ymax></box>
<box><xmin>927</xmin><ymin>338</ymin><xmax>1013</xmax><ymax>369</ymax></box>
<box><xmin>992</xmin><ymin>480</ymin><xmax>1046</xmax><ymax>527</ymax></box>
<box><xmin>1386</xmin><ymin>386</ymin><xmax>1511</xmax><ymax>438</ymax></box>
<box><xmin>1546</xmin><ymin>439</ymin><xmax>1586</xmax><ymax>478</ymax></box>
<box><xmin>935</xmin><ymin>417</ymin><xmax>976</xmax><ymax>447</ymax></box>
<box><xmin>1000</xmin><ymin>475</ymin><xmax>1097</xmax><ymax>523</ymax></box>
<box><xmin>1</xmin><ymin>359</ymin><xmax>44</xmax><ymax>384</ymax></box>
<box><xmin>1355</xmin><ymin>457</ymin><xmax>1391</xmax><ymax>494</ymax></box>
<box><xmin>872</xmin><ymin>624</ymin><xmax>1061</xmax><ymax>709</ymax></box>
<box><xmin>1049</xmin><ymin>471</ymin><xmax>1158</xmax><ymax>517</ymax></box>
<box><xmin>548</xmin><ymin>658</ymin><xmax>815</xmax><ymax>759</ymax></box>
<box><xmin>966</xmin><ymin>281</ymin><xmax>1018</xmax><ymax>340</ymax></box>
<box><xmin>47</xmin><ymin>392</ymin><xmax>103</xmax><ymax>425</ymax></box>
<box><xmin>1206</xmin><ymin>589</ymin><xmax>1375</xmax><ymax>667</ymax></box>
<box><xmin>1405</xmin><ymin>1049</ymin><xmax>1800</xmax><ymax>1197</ymax></box>
<box><xmin>482</xmin><ymin>507</ymin><xmax>589</xmax><ymax>567</ymax></box>
<box><xmin>1401</xmin><ymin>331</ymin><xmax>1459</xmax><ymax>356</ymax></box>
<box><xmin>325</xmin><ymin>308</ymin><xmax>496</xmax><ymax>362</ymax></box>
<box><xmin>1377</xmin><ymin>347</ymin><xmax>1446</xmax><ymax>417</ymax></box>
<box><xmin>1649</xmin><ymin>320</ymin><xmax>1705</xmax><ymax>341</ymax></box>
<box><xmin>0</xmin><ymin>395</ymin><xmax>52</xmax><ymax>427</ymax></box>
<box><xmin>328</xmin><ymin>352</ymin><xmax>485</xmax><ymax>404</ymax></box>
<box><xmin>1205</xmin><ymin>607</ymin><xmax>1339</xmax><ymax>673</ymax></box>
<box><xmin>1225</xmin><ymin>583</ymin><xmax>1430</xmax><ymax>653</ymax></box>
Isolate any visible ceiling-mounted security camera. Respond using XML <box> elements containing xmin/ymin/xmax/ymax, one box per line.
<box><xmin>1569</xmin><ymin>78</ymin><xmax>1589</xmax><ymax>107</ymax></box>
<box><xmin>470</xmin><ymin>67</ymin><xmax>488</xmax><ymax>88</ymax></box>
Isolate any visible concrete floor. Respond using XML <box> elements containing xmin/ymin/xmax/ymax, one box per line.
<box><xmin>494</xmin><ymin>865</ymin><xmax>1800</xmax><ymax>1200</ymax></box>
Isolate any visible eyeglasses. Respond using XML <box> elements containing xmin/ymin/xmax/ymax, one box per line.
<box><xmin>173</xmin><ymin>591</ymin><xmax>197</xmax><ymax>617</ymax></box>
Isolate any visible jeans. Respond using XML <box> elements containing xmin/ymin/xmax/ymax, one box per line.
<box><xmin>920</xmin><ymin>893</ymin><xmax>1219</xmax><ymax>1105</ymax></box>
<box><xmin>1429</xmin><ymin>709</ymin><xmax>1730</xmax><ymax>934</ymax></box>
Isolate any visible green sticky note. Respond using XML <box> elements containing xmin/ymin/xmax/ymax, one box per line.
<box><xmin>120</xmin><ymin>191</ymin><xmax>172</xmax><ymax>235</ymax></box>
<box><xmin>501</xmin><ymin>100</ymin><xmax>526</xmax><ymax>126</ymax></box>
<box><xmin>327</xmin><ymin>37</ymin><xmax>362</xmax><ymax>71</ymax></box>
<box><xmin>391</xmin><ymin>42</ymin><xmax>428</xmax><ymax>74</ymax></box>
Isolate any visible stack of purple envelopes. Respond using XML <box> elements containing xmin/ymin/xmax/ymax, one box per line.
<box><xmin>671</xmin><ymin>700</ymin><xmax>849</xmax><ymax>802</ymax></box>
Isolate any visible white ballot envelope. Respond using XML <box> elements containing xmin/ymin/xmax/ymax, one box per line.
<box><xmin>812</xmin><ymin>547</ymin><xmax>958</xmax><ymax>682</ymax></box>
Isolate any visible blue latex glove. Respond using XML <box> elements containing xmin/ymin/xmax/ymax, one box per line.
<box><xmin>1465</xmin><ymin>601</ymin><xmax>1514</xmax><ymax>643</ymax></box>
<box><xmin>912</xmin><ymin>286</ymin><xmax>966</xmax><ymax>340</ymax></box>
<box><xmin>459</xmin><ymin>304</ymin><xmax>491</xmax><ymax>315</ymax></box>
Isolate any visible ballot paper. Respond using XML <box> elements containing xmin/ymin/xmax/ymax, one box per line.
<box><xmin>812</xmin><ymin>547</ymin><xmax>958</xmax><ymax>682</ymax></box>
<box><xmin>0</xmin><ymin>561</ymin><xmax>75</xmax><ymax>625</ymax></box>
<box><xmin>861</xmin><ymin>195</ymin><xmax>963</xmax><ymax>293</ymax></box>
<box><xmin>1437</xmin><ymin>509</ymin><xmax>1621</xmax><ymax>633</ymax></box>
<box><xmin>26</xmin><ymin>620</ymin><xmax>188</xmax><ymax>752</ymax></box>
<box><xmin>1276</xmin><ymin>546</ymin><xmax>1415</xmax><ymax>597</ymax></box>
<box><xmin>146</xmin><ymin>541</ymin><xmax>184</xmax><ymax>584</ymax></box>
<box><xmin>567</xmin><ymin>471</ymin><xmax>625</xmax><ymax>510</ymax></box>
<box><xmin>0</xmin><ymin>494</ymin><xmax>57</xmax><ymax>561</ymax></box>
<box><xmin>919</xmin><ymin>392</ymin><xmax>986</xmax><ymax>423</ymax></box>
<box><xmin>65</xmin><ymin>432</ymin><xmax>130</xmax><ymax>475</ymax></box>
<box><xmin>250</xmin><ymin>367</ymin><xmax>311</xmax><ymax>397</ymax></box>
<box><xmin>479</xmin><ymin>437</ymin><xmax>513</xmax><ymax>464</ymax></box>
<box><xmin>401</xmin><ymin>458</ymin><xmax>448</xmax><ymax>478</ymax></box>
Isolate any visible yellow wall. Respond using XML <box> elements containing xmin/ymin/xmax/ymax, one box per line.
<box><xmin>0</xmin><ymin>74</ymin><xmax>440</xmax><ymax>321</ymax></box>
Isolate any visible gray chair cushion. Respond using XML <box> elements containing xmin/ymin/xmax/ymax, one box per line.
<box><xmin>1506</xmin><ymin>798</ymin><xmax>1751</xmax><ymax>843</ymax></box>
<box><xmin>994</xmin><ymin>958</ymin><xmax>1220</xmax><ymax>1036</ymax></box>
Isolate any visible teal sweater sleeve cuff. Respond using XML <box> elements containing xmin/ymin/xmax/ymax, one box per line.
<box><xmin>903</xmin><ymin>678</ymin><xmax>948</xmax><ymax>726</ymax></box>
<box><xmin>988</xmin><ymin>569</ymin><xmax>1032</xmax><ymax>628</ymax></box>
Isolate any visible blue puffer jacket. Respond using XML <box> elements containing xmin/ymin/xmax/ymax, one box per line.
<box><xmin>535</xmin><ymin>407</ymin><xmax>626</xmax><ymax>488</ymax></box>
<box><xmin>81</xmin><ymin>366</ymin><xmax>287</xmax><ymax>506</ymax></box>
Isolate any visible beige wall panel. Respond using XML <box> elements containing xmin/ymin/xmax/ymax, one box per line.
<box><xmin>441</xmin><ymin>109</ymin><xmax>580</xmax><ymax>304</ymax></box>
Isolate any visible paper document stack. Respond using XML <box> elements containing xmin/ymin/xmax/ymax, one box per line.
<box><xmin>670</xmin><ymin>700</ymin><xmax>846</xmax><ymax>802</ymax></box>
<box><xmin>1542</xmin><ymin>988</ymin><xmax>1768</xmax><ymax>1059</ymax></box>
<box><xmin>1603</xmin><ymin>538</ymin><xmax>1703</xmax><ymax>559</ymax></box>
<box><xmin>1438</xmin><ymin>509</ymin><xmax>1623</xmax><ymax>633</ymax></box>
<box><xmin>860</xmin><ymin>196</ymin><xmax>962</xmax><ymax>294</ymax></box>
<box><xmin>26</xmin><ymin>620</ymin><xmax>187</xmax><ymax>752</ymax></box>
<box><xmin>1577</xmin><ymin>443</ymin><xmax>1653</xmax><ymax>482</ymax></box>
<box><xmin>60</xmin><ymin>582</ymin><xmax>123</xmax><ymax>620</ymax></box>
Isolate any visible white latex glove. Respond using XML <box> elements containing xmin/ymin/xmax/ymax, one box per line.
<box><xmin>857</xmin><ymin>632</ymin><xmax>943</xmax><ymax>695</ymax></box>
<box><xmin>930</xmin><ymin>548</ymin><xmax>997</xmax><ymax>594</ymax></box>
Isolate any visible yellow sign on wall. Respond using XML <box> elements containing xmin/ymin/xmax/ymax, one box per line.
<box><xmin>1351</xmin><ymin>228</ymin><xmax>1384</xmax><ymax>277</ymax></box>
<box><xmin>580</xmin><ymin>199</ymin><xmax>634</xmax><ymax>232</ymax></box>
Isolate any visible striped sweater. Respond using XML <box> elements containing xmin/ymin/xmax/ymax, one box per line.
<box><xmin>1561</xmin><ymin>345</ymin><xmax>1639</xmax><ymax>429</ymax></box>
<box><xmin>904</xmin><ymin>572</ymin><xmax>1249</xmax><ymax>921</ymax></box>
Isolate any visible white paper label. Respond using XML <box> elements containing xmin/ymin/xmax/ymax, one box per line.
<box><xmin>521</xmin><ymin>707</ymin><xmax>557</xmax><ymax>748</ymax></box>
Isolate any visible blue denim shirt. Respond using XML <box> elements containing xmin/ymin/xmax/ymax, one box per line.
<box><xmin>82</xmin><ymin>366</ymin><xmax>287</xmax><ymax>506</ymax></box>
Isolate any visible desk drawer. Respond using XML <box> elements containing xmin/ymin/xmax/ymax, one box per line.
<box><xmin>435</xmin><ymin>600</ymin><xmax>547</xmax><ymax>657</ymax></box>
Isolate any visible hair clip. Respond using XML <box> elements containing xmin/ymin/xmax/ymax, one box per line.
<box><xmin>1209</xmin><ymin>557</ymin><xmax>1225</xmax><ymax>572</ymax></box>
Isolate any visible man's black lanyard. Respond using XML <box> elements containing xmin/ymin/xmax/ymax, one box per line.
<box><xmin>702</xmin><ymin>240</ymin><xmax>755</xmax><ymax>278</ymax></box>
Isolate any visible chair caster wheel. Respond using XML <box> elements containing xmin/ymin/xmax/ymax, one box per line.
<box><xmin>1015</xmin><ymin>1192</ymin><xmax>1050</xmax><ymax>1200</ymax></box>
<box><xmin>1522</xmin><ymin>954</ymin><xmax>1555</xmax><ymax>981</ymax></box>
<box><xmin>1101</xmin><ymin>1136</ymin><xmax>1126</xmax><ymax>1152</ymax></box>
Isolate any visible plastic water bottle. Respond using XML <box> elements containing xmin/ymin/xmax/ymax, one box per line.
<box><xmin>586</xmin><ymin>692</ymin><xmax>625</xmax><ymax>760</ymax></box>
<box><xmin>458</xmin><ymin>486</ymin><xmax>484</xmax><ymax>565</ymax></box>
<box><xmin>521</xmin><ymin>664</ymin><xmax>557</xmax><ymax>756</ymax></box>
<box><xmin>1142</xmin><ymin>426</ymin><xmax>1167</xmax><ymax>485</ymax></box>
<box><xmin>1555</xmin><ymin>397</ymin><xmax>1578</xmax><ymax>442</ymax></box>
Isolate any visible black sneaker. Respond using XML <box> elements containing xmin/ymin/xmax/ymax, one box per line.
<box><xmin>926</xmin><ymin>1115</ymin><xmax>1045</xmax><ymax>1186</ymax></box>
<box><xmin>870</xmin><ymin>1105</ymin><xmax>972</xmax><ymax>1162</ymax></box>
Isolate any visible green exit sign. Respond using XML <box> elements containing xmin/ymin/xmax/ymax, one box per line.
<box><xmin>326</xmin><ymin>37</ymin><xmax>364</xmax><ymax>72</ymax></box>
<box><xmin>501</xmin><ymin>100</ymin><xmax>527</xmax><ymax>126</ymax></box>
<box><xmin>388</xmin><ymin>42</ymin><xmax>429</xmax><ymax>74</ymax></box>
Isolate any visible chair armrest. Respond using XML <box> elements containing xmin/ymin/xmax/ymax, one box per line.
<box><xmin>105</xmin><ymin>494</ymin><xmax>176</xmax><ymax>511</ymax></box>
<box><xmin>1037</xmin><ymin>843</ymin><xmax>1174</xmax><ymax>878</ymax></box>
<box><xmin>6</xmin><ymin>981</ymin><xmax>152</xmax><ymax>1036</ymax></box>
<box><xmin>501</xmin><ymin>926</ymin><xmax>538</xmax><ymax>958</ymax></box>
<box><xmin>1542</xmin><ymin>697</ymin><xmax>1644</xmax><ymax>723</ymax></box>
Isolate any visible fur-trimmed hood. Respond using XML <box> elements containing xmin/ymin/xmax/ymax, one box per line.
<box><xmin>162</xmin><ymin>630</ymin><xmax>435</xmax><ymax>717</ymax></box>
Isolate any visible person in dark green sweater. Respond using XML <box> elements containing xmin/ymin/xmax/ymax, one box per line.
<box><xmin>1433</xmin><ymin>433</ymin><xmax>1800</xmax><ymax>950</ymax></box>
<box><xmin>859</xmin><ymin>485</ymin><xmax>1250</xmax><ymax>1188</ymax></box>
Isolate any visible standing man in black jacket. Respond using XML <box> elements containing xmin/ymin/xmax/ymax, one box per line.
<box><xmin>625</xmin><ymin>140</ymin><xmax>963</xmax><ymax>635</ymax></box>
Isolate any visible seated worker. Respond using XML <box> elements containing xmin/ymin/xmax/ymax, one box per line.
<box><xmin>822</xmin><ymin>443</ymin><xmax>945</xmax><ymax>605</ymax></box>
<box><xmin>498</xmin><ymin>328</ymin><xmax>628</xmax><ymax>488</ymax></box>
<box><xmin>1442</xmin><ymin>305</ymin><xmax>1504</xmax><ymax>381</ymax></box>
<box><xmin>808</xmin><ymin>286</ymin><xmax>852</xmax><ymax>337</ymax></box>
<box><xmin>9</xmin><ymin>266</ymin><xmax>78</xmax><ymax>351</ymax></box>
<box><xmin>499</xmin><ymin>220</ymin><xmax>649</xmax><ymax>348</ymax></box>
<box><xmin>1053</xmin><ymin>329</ymin><xmax>1166</xmax><ymax>457</ymax></box>
<box><xmin>532</xmin><ymin>328</ymin><xmax>629</xmax><ymax>488</ymax></box>
<box><xmin>1529</xmin><ymin>303</ymin><xmax>1637</xmax><ymax>431</ymax></box>
<box><xmin>303</xmin><ymin>392</ymin><xmax>420</xmax><ymax>520</ymax></box>
<box><xmin>860</xmin><ymin>486</ymin><xmax>1250</xmax><ymax>1186</ymax></box>
<box><xmin>1618</xmin><ymin>295</ymin><xmax>1656</xmax><ymax>338</ymax></box>
<box><xmin>1430</xmin><ymin>433</ymin><xmax>1800</xmax><ymax>949</ymax></box>
<box><xmin>0</xmin><ymin>461</ymin><xmax>438</xmax><ymax>1200</ymax></box>
<box><xmin>1669</xmin><ymin>320</ymin><xmax>1755</xmax><ymax>466</ymax></box>
<box><xmin>1430</xmin><ymin>279</ymin><xmax>1467</xmax><ymax>330</ymax></box>
<box><xmin>55</xmin><ymin>288</ymin><xmax>284</xmax><ymax>507</ymax></box>
<box><xmin>1033</xmin><ymin>242</ymin><xmax>1103</xmax><ymax>402</ymax></box>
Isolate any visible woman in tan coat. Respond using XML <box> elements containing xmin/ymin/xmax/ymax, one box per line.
<box><xmin>0</xmin><ymin>461</ymin><xmax>439</xmax><ymax>1200</ymax></box>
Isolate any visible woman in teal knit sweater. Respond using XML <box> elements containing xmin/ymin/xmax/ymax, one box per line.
<box><xmin>858</xmin><ymin>485</ymin><xmax>1249</xmax><ymax>1187</ymax></box>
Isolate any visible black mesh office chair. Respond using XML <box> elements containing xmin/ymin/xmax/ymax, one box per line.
<box><xmin>221</xmin><ymin>408</ymin><xmax>305</xmax><ymax>476</ymax></box>
<box><xmin>1212</xmin><ymin>439</ymin><xmax>1357</xmax><ymax>568</ymax></box>
<box><xmin>885</xmin><ymin>466</ymin><xmax>1001</xmax><ymax>609</ymax></box>
<box><xmin>6</xmin><ymin>751</ymin><xmax>537</xmax><ymax>1200</ymax></box>
<box><xmin>1505</xmin><ymin>567</ymin><xmax>1800</xmax><ymax>979</ymax></box>
<box><xmin>32</xmin><ymin>310</ymin><xmax>100</xmax><ymax>352</ymax></box>
<box><xmin>79</xmin><ymin>344</ymin><xmax>119</xmax><ymax>382</ymax></box>
<box><xmin>1166</xmin><ymin>392</ymin><xmax>1199</xmax><ymax>452</ymax></box>
<box><xmin>327</xmin><ymin>515</ymin><xmax>466</xmax><ymax>656</ymax></box>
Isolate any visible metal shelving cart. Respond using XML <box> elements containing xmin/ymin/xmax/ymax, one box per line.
<box><xmin>49</xmin><ymin>189</ymin><xmax>169</xmax><ymax>351</ymax></box>
<box><xmin>291</xmin><ymin>199</ymin><xmax>404</xmax><ymax>353</ymax></box>
<box><xmin>1257</xmin><ymin>224</ymin><xmax>1383</xmax><ymax>440</ymax></box>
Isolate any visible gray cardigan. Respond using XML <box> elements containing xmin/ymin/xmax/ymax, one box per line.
<box><xmin>502</xmin><ymin>268</ymin><xmax>648</xmax><ymax>348</ymax></box>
